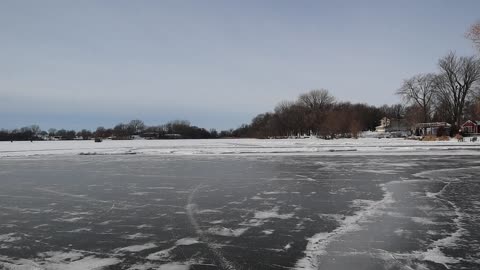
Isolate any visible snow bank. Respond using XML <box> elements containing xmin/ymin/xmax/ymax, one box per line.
<box><xmin>3</xmin><ymin>138</ymin><xmax>479</xmax><ymax>158</ymax></box>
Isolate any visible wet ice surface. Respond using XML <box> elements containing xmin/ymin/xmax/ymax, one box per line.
<box><xmin>0</xmin><ymin>155</ymin><xmax>479</xmax><ymax>270</ymax></box>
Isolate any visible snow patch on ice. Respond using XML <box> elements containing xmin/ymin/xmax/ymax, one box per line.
<box><xmin>129</xmin><ymin>192</ymin><xmax>151</xmax><ymax>196</ymax></box>
<box><xmin>137</xmin><ymin>224</ymin><xmax>153</xmax><ymax>229</ymax></box>
<box><xmin>411</xmin><ymin>217</ymin><xmax>439</xmax><ymax>225</ymax></box>
<box><xmin>295</xmin><ymin>183</ymin><xmax>395</xmax><ymax>270</ymax></box>
<box><xmin>206</xmin><ymin>227</ymin><xmax>248</xmax><ymax>237</ymax></box>
<box><xmin>116</xmin><ymin>243</ymin><xmax>157</xmax><ymax>253</ymax></box>
<box><xmin>55</xmin><ymin>217</ymin><xmax>84</xmax><ymax>223</ymax></box>
<box><xmin>209</xmin><ymin>219</ymin><xmax>224</xmax><ymax>224</ymax></box>
<box><xmin>263</xmin><ymin>191</ymin><xmax>288</xmax><ymax>195</ymax></box>
<box><xmin>175</xmin><ymin>238</ymin><xmax>200</xmax><ymax>246</ymax></box>
<box><xmin>196</xmin><ymin>209</ymin><xmax>222</xmax><ymax>214</ymax></box>
<box><xmin>158</xmin><ymin>263</ymin><xmax>190</xmax><ymax>270</ymax></box>
<box><xmin>5</xmin><ymin>251</ymin><xmax>123</xmax><ymax>270</ymax></box>
<box><xmin>128</xmin><ymin>262</ymin><xmax>190</xmax><ymax>270</ymax></box>
<box><xmin>122</xmin><ymin>233</ymin><xmax>154</xmax><ymax>239</ymax></box>
<box><xmin>253</xmin><ymin>207</ymin><xmax>294</xmax><ymax>220</ymax></box>
<box><xmin>127</xmin><ymin>262</ymin><xmax>160</xmax><ymax>270</ymax></box>
<box><xmin>358</xmin><ymin>169</ymin><xmax>398</xmax><ymax>174</ymax></box>
<box><xmin>65</xmin><ymin>228</ymin><xmax>91</xmax><ymax>233</ymax></box>
<box><xmin>146</xmin><ymin>238</ymin><xmax>200</xmax><ymax>261</ymax></box>
<box><xmin>0</xmin><ymin>256</ymin><xmax>43</xmax><ymax>270</ymax></box>
<box><xmin>262</xmin><ymin>229</ymin><xmax>274</xmax><ymax>235</ymax></box>
<box><xmin>416</xmin><ymin>204</ymin><xmax>466</xmax><ymax>268</ymax></box>
<box><xmin>416</xmin><ymin>247</ymin><xmax>459</xmax><ymax>268</ymax></box>
<box><xmin>46</xmin><ymin>256</ymin><xmax>121</xmax><ymax>269</ymax></box>
<box><xmin>319</xmin><ymin>213</ymin><xmax>344</xmax><ymax>222</ymax></box>
<box><xmin>147</xmin><ymin>186</ymin><xmax>175</xmax><ymax>190</ymax></box>
<box><xmin>0</xmin><ymin>233</ymin><xmax>21</xmax><ymax>242</ymax></box>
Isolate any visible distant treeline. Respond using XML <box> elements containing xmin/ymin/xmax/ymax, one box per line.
<box><xmin>0</xmin><ymin>90</ymin><xmax>412</xmax><ymax>141</ymax></box>
<box><xmin>0</xmin><ymin>120</ymin><xmax>220</xmax><ymax>141</ymax></box>
<box><xmin>225</xmin><ymin>89</ymin><xmax>403</xmax><ymax>139</ymax></box>
<box><xmin>1</xmin><ymin>90</ymin><xmax>416</xmax><ymax>141</ymax></box>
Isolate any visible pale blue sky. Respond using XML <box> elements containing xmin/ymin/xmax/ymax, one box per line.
<box><xmin>1</xmin><ymin>1</ymin><xmax>479</xmax><ymax>130</ymax></box>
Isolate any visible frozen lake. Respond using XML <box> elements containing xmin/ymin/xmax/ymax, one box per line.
<box><xmin>1</xmin><ymin>140</ymin><xmax>480</xmax><ymax>269</ymax></box>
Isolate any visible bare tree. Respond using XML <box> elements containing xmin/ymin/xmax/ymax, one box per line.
<box><xmin>434</xmin><ymin>52</ymin><xmax>480</xmax><ymax>128</ymax></box>
<box><xmin>405</xmin><ymin>105</ymin><xmax>424</xmax><ymax>128</ymax></box>
<box><xmin>48</xmin><ymin>128</ymin><xmax>57</xmax><ymax>137</ymax></box>
<box><xmin>128</xmin><ymin>119</ymin><xmax>146</xmax><ymax>135</ymax></box>
<box><xmin>297</xmin><ymin>89</ymin><xmax>335</xmax><ymax>135</ymax></box>
<box><xmin>113</xmin><ymin>123</ymin><xmax>129</xmax><ymax>138</ymax></box>
<box><xmin>274</xmin><ymin>101</ymin><xmax>303</xmax><ymax>136</ymax></box>
<box><xmin>298</xmin><ymin>89</ymin><xmax>335</xmax><ymax>111</ymax></box>
<box><xmin>396</xmin><ymin>73</ymin><xmax>436</xmax><ymax>122</ymax></box>
<box><xmin>77</xmin><ymin>129</ymin><xmax>93</xmax><ymax>140</ymax></box>
<box><xmin>95</xmin><ymin>126</ymin><xmax>106</xmax><ymax>138</ymax></box>
<box><xmin>379</xmin><ymin>104</ymin><xmax>406</xmax><ymax>119</ymax></box>
<box><xmin>463</xmin><ymin>98</ymin><xmax>480</xmax><ymax>121</ymax></box>
<box><xmin>29</xmin><ymin>125</ymin><xmax>41</xmax><ymax>136</ymax></box>
<box><xmin>467</xmin><ymin>21</ymin><xmax>480</xmax><ymax>52</ymax></box>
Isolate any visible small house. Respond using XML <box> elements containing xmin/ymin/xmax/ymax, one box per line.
<box><xmin>461</xmin><ymin>120</ymin><xmax>480</xmax><ymax>134</ymax></box>
<box><xmin>142</xmin><ymin>132</ymin><xmax>159</xmax><ymax>140</ymax></box>
<box><xmin>415</xmin><ymin>122</ymin><xmax>451</xmax><ymax>136</ymax></box>
<box><xmin>375</xmin><ymin>117</ymin><xmax>410</xmax><ymax>136</ymax></box>
<box><xmin>163</xmin><ymin>134</ymin><xmax>182</xmax><ymax>139</ymax></box>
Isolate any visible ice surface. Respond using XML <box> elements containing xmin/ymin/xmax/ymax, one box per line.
<box><xmin>1</xmin><ymin>150</ymin><xmax>480</xmax><ymax>269</ymax></box>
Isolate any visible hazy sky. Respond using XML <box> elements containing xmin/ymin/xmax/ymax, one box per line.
<box><xmin>1</xmin><ymin>1</ymin><xmax>479</xmax><ymax>130</ymax></box>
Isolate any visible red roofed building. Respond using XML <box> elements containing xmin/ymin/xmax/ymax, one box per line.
<box><xmin>461</xmin><ymin>120</ymin><xmax>480</xmax><ymax>134</ymax></box>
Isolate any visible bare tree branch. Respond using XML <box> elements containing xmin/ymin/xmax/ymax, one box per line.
<box><xmin>435</xmin><ymin>52</ymin><xmax>480</xmax><ymax>127</ymax></box>
<box><xmin>396</xmin><ymin>73</ymin><xmax>436</xmax><ymax>122</ymax></box>
<box><xmin>467</xmin><ymin>21</ymin><xmax>480</xmax><ymax>52</ymax></box>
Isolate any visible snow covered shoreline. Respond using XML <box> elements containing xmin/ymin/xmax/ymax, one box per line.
<box><xmin>1</xmin><ymin>138</ymin><xmax>480</xmax><ymax>158</ymax></box>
